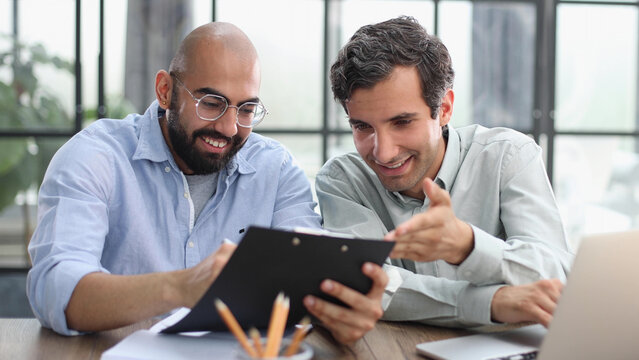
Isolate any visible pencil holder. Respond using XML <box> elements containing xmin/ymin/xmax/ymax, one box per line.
<box><xmin>235</xmin><ymin>338</ymin><xmax>313</xmax><ymax>359</ymax></box>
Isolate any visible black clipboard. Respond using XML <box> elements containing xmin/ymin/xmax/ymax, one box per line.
<box><xmin>161</xmin><ymin>226</ymin><xmax>394</xmax><ymax>333</ymax></box>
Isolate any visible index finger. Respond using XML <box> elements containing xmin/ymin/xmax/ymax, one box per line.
<box><xmin>362</xmin><ymin>262</ymin><xmax>388</xmax><ymax>299</ymax></box>
<box><xmin>392</xmin><ymin>212</ymin><xmax>435</xmax><ymax>237</ymax></box>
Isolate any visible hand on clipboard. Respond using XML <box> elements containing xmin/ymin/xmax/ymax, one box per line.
<box><xmin>161</xmin><ymin>226</ymin><xmax>394</xmax><ymax>337</ymax></box>
<box><xmin>291</xmin><ymin>227</ymin><xmax>391</xmax><ymax>344</ymax></box>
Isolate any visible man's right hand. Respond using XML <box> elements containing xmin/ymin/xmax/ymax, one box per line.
<box><xmin>174</xmin><ymin>242</ymin><xmax>237</xmax><ymax>308</ymax></box>
<box><xmin>66</xmin><ymin>242</ymin><xmax>236</xmax><ymax>332</ymax></box>
<box><xmin>303</xmin><ymin>262</ymin><xmax>388</xmax><ymax>344</ymax></box>
<box><xmin>384</xmin><ymin>178</ymin><xmax>475</xmax><ymax>265</ymax></box>
<box><xmin>490</xmin><ymin>279</ymin><xmax>563</xmax><ymax>327</ymax></box>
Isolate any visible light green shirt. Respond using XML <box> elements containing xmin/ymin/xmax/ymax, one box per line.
<box><xmin>316</xmin><ymin>124</ymin><xmax>573</xmax><ymax>327</ymax></box>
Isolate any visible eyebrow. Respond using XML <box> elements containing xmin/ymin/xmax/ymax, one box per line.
<box><xmin>388</xmin><ymin>112</ymin><xmax>419</xmax><ymax>121</ymax></box>
<box><xmin>348</xmin><ymin>118</ymin><xmax>368</xmax><ymax>127</ymax></box>
<box><xmin>348</xmin><ymin>112</ymin><xmax>419</xmax><ymax>126</ymax></box>
<box><xmin>194</xmin><ymin>86</ymin><xmax>261</xmax><ymax>105</ymax></box>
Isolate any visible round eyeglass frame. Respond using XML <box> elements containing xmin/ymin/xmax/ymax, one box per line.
<box><xmin>172</xmin><ymin>75</ymin><xmax>267</xmax><ymax>128</ymax></box>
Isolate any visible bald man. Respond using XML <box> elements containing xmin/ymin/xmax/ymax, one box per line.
<box><xmin>27</xmin><ymin>22</ymin><xmax>388</xmax><ymax>344</ymax></box>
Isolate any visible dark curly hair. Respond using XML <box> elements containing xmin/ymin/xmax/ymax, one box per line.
<box><xmin>330</xmin><ymin>16</ymin><xmax>454</xmax><ymax>119</ymax></box>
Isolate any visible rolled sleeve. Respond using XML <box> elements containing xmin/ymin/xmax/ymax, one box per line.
<box><xmin>28</xmin><ymin>256</ymin><xmax>107</xmax><ymax>335</ymax></box>
<box><xmin>457</xmin><ymin>284</ymin><xmax>505</xmax><ymax>325</ymax></box>
<box><xmin>381</xmin><ymin>262</ymin><xmax>504</xmax><ymax>327</ymax></box>
<box><xmin>456</xmin><ymin>225</ymin><xmax>507</xmax><ymax>285</ymax></box>
<box><xmin>27</xmin><ymin>135</ymin><xmax>112</xmax><ymax>335</ymax></box>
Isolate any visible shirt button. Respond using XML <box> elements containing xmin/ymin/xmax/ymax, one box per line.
<box><xmin>164</xmin><ymin>166</ymin><xmax>171</xmax><ymax>173</ymax></box>
<box><xmin>183</xmin><ymin>193</ymin><xmax>189</xmax><ymax>199</ymax></box>
<box><xmin>188</xmin><ymin>241</ymin><xmax>194</xmax><ymax>248</ymax></box>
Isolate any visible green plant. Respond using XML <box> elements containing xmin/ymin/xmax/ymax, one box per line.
<box><xmin>0</xmin><ymin>37</ymin><xmax>137</xmax><ymax>213</ymax></box>
<box><xmin>0</xmin><ymin>38</ymin><xmax>73</xmax><ymax>262</ymax></box>
<box><xmin>0</xmin><ymin>38</ymin><xmax>73</xmax><ymax>212</ymax></box>
<box><xmin>0</xmin><ymin>37</ymin><xmax>137</xmax><ymax>266</ymax></box>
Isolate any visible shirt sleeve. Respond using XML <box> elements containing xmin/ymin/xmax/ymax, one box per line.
<box><xmin>26</xmin><ymin>136</ymin><xmax>112</xmax><ymax>335</ymax></box>
<box><xmin>381</xmin><ymin>261</ymin><xmax>504</xmax><ymax>326</ymax></box>
<box><xmin>315</xmin><ymin>166</ymin><xmax>503</xmax><ymax>327</ymax></box>
<box><xmin>270</xmin><ymin>150</ymin><xmax>322</xmax><ymax>230</ymax></box>
<box><xmin>454</xmin><ymin>142</ymin><xmax>573</xmax><ymax>286</ymax></box>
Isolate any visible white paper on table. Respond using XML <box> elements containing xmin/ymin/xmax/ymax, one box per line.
<box><xmin>101</xmin><ymin>308</ymin><xmax>239</xmax><ymax>360</ymax></box>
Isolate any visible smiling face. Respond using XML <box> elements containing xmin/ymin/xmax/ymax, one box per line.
<box><xmin>165</xmin><ymin>83</ymin><xmax>246</xmax><ymax>174</ymax></box>
<box><xmin>158</xmin><ymin>37</ymin><xmax>260</xmax><ymax>174</ymax></box>
<box><xmin>157</xmin><ymin>23</ymin><xmax>261</xmax><ymax>175</ymax></box>
<box><xmin>346</xmin><ymin>66</ymin><xmax>453</xmax><ymax>200</ymax></box>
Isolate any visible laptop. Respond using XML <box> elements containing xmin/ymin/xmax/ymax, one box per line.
<box><xmin>416</xmin><ymin>229</ymin><xmax>639</xmax><ymax>360</ymax></box>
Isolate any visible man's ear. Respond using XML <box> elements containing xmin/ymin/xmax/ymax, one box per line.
<box><xmin>438</xmin><ymin>89</ymin><xmax>454</xmax><ymax>127</ymax></box>
<box><xmin>155</xmin><ymin>70</ymin><xmax>172</xmax><ymax>110</ymax></box>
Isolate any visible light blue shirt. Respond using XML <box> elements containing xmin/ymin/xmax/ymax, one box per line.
<box><xmin>316</xmin><ymin>124</ymin><xmax>573</xmax><ymax>327</ymax></box>
<box><xmin>27</xmin><ymin>101</ymin><xmax>322</xmax><ymax>335</ymax></box>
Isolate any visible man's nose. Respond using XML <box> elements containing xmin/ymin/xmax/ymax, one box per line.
<box><xmin>213</xmin><ymin>107</ymin><xmax>239</xmax><ymax>137</ymax></box>
<box><xmin>372</xmin><ymin>131</ymin><xmax>399</xmax><ymax>163</ymax></box>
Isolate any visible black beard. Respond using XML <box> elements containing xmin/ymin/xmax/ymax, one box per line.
<box><xmin>166</xmin><ymin>105</ymin><xmax>244</xmax><ymax>175</ymax></box>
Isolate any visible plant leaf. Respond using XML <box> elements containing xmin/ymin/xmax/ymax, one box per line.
<box><xmin>0</xmin><ymin>139</ymin><xmax>27</xmax><ymax>174</ymax></box>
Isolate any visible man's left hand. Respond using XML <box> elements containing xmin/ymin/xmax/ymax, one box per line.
<box><xmin>491</xmin><ymin>279</ymin><xmax>564</xmax><ymax>327</ymax></box>
<box><xmin>303</xmin><ymin>262</ymin><xmax>388</xmax><ymax>344</ymax></box>
<box><xmin>385</xmin><ymin>178</ymin><xmax>474</xmax><ymax>265</ymax></box>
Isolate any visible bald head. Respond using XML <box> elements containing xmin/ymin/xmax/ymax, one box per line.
<box><xmin>169</xmin><ymin>22</ymin><xmax>258</xmax><ymax>75</ymax></box>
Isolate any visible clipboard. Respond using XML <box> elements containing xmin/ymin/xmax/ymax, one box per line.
<box><xmin>161</xmin><ymin>226</ymin><xmax>394</xmax><ymax>334</ymax></box>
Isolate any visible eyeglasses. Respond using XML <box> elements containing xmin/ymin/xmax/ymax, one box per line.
<box><xmin>172</xmin><ymin>75</ymin><xmax>267</xmax><ymax>128</ymax></box>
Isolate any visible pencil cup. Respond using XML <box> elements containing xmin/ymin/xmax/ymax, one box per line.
<box><xmin>235</xmin><ymin>338</ymin><xmax>313</xmax><ymax>359</ymax></box>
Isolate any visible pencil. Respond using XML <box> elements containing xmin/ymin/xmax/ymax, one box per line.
<box><xmin>283</xmin><ymin>316</ymin><xmax>311</xmax><ymax>356</ymax></box>
<box><xmin>214</xmin><ymin>299</ymin><xmax>258</xmax><ymax>358</ymax></box>
<box><xmin>264</xmin><ymin>293</ymin><xmax>290</xmax><ymax>357</ymax></box>
<box><xmin>249</xmin><ymin>327</ymin><xmax>264</xmax><ymax>358</ymax></box>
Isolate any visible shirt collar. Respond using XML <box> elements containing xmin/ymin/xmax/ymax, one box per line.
<box><xmin>132</xmin><ymin>101</ymin><xmax>256</xmax><ymax>176</ymax></box>
<box><xmin>434</xmin><ymin>124</ymin><xmax>462</xmax><ymax>191</ymax></box>
<box><xmin>226</xmin><ymin>139</ymin><xmax>256</xmax><ymax>176</ymax></box>
<box><xmin>132</xmin><ymin>100</ymin><xmax>172</xmax><ymax>163</ymax></box>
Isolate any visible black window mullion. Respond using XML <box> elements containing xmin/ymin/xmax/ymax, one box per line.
<box><xmin>636</xmin><ymin>5</ymin><xmax>639</xmax><ymax>153</ymax></box>
<box><xmin>322</xmin><ymin>0</ymin><xmax>331</xmax><ymax>164</ymax></box>
<box><xmin>532</xmin><ymin>0</ymin><xmax>544</xmax><ymax>145</ymax></box>
<box><xmin>543</xmin><ymin>0</ymin><xmax>558</xmax><ymax>184</ymax></box>
<box><xmin>75</xmin><ymin>0</ymin><xmax>83</xmax><ymax>132</ymax></box>
<box><xmin>98</xmin><ymin>0</ymin><xmax>105</xmax><ymax>119</ymax></box>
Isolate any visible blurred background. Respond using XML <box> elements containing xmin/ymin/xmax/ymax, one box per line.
<box><xmin>1</xmin><ymin>0</ymin><xmax>638</xmax><ymax>315</ymax></box>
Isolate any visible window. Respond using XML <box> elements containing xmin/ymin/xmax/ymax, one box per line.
<box><xmin>2</xmin><ymin>0</ymin><xmax>637</xmax><ymax>268</ymax></box>
<box><xmin>554</xmin><ymin>2</ymin><xmax>639</xmax><ymax>246</ymax></box>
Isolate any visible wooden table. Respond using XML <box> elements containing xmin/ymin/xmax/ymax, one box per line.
<box><xmin>0</xmin><ymin>318</ymin><xmax>481</xmax><ymax>359</ymax></box>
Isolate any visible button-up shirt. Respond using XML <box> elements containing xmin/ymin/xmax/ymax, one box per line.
<box><xmin>27</xmin><ymin>101</ymin><xmax>321</xmax><ymax>335</ymax></box>
<box><xmin>316</xmin><ymin>124</ymin><xmax>573</xmax><ymax>327</ymax></box>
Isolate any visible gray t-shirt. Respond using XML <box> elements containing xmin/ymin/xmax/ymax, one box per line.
<box><xmin>185</xmin><ymin>172</ymin><xmax>218</xmax><ymax>221</ymax></box>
